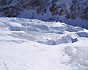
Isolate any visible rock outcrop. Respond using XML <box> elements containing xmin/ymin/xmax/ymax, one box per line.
<box><xmin>0</xmin><ymin>0</ymin><xmax>88</xmax><ymax>21</ymax></box>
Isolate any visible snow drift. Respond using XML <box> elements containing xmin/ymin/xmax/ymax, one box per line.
<box><xmin>0</xmin><ymin>17</ymin><xmax>88</xmax><ymax>70</ymax></box>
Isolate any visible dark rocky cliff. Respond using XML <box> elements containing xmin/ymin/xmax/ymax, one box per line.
<box><xmin>0</xmin><ymin>0</ymin><xmax>88</xmax><ymax>21</ymax></box>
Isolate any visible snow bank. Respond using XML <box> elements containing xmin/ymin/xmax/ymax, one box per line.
<box><xmin>0</xmin><ymin>17</ymin><xmax>88</xmax><ymax>70</ymax></box>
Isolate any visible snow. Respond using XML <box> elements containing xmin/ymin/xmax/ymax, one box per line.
<box><xmin>8</xmin><ymin>22</ymin><xmax>23</xmax><ymax>27</ymax></box>
<box><xmin>59</xmin><ymin>17</ymin><xmax>88</xmax><ymax>29</ymax></box>
<box><xmin>16</xmin><ymin>0</ymin><xmax>88</xmax><ymax>29</ymax></box>
<box><xmin>0</xmin><ymin>17</ymin><xmax>88</xmax><ymax>70</ymax></box>
<box><xmin>17</xmin><ymin>10</ymin><xmax>88</xmax><ymax>29</ymax></box>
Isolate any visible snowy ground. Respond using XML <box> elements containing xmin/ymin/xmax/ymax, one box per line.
<box><xmin>0</xmin><ymin>17</ymin><xmax>88</xmax><ymax>70</ymax></box>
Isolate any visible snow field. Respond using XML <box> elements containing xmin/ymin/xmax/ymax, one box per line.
<box><xmin>0</xmin><ymin>17</ymin><xmax>88</xmax><ymax>70</ymax></box>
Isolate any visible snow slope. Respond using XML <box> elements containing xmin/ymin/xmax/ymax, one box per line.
<box><xmin>0</xmin><ymin>17</ymin><xmax>88</xmax><ymax>70</ymax></box>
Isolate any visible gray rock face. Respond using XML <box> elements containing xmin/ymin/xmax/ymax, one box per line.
<box><xmin>0</xmin><ymin>0</ymin><xmax>88</xmax><ymax>21</ymax></box>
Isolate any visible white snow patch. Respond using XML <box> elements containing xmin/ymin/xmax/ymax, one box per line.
<box><xmin>0</xmin><ymin>17</ymin><xmax>88</xmax><ymax>70</ymax></box>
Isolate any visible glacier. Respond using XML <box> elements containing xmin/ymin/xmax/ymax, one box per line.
<box><xmin>0</xmin><ymin>17</ymin><xmax>88</xmax><ymax>70</ymax></box>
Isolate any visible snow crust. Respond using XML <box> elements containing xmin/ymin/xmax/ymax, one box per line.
<box><xmin>0</xmin><ymin>17</ymin><xmax>88</xmax><ymax>70</ymax></box>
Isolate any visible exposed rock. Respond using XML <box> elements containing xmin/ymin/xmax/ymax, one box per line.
<box><xmin>0</xmin><ymin>0</ymin><xmax>88</xmax><ymax>21</ymax></box>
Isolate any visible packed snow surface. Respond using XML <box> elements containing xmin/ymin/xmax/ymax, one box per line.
<box><xmin>0</xmin><ymin>17</ymin><xmax>88</xmax><ymax>70</ymax></box>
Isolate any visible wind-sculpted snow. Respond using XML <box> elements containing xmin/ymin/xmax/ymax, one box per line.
<box><xmin>0</xmin><ymin>17</ymin><xmax>83</xmax><ymax>45</ymax></box>
<box><xmin>65</xmin><ymin>46</ymin><xmax>88</xmax><ymax>70</ymax></box>
<box><xmin>0</xmin><ymin>17</ymin><xmax>88</xmax><ymax>70</ymax></box>
<box><xmin>77</xmin><ymin>32</ymin><xmax>88</xmax><ymax>38</ymax></box>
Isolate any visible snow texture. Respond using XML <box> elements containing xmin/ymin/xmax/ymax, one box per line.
<box><xmin>0</xmin><ymin>17</ymin><xmax>88</xmax><ymax>70</ymax></box>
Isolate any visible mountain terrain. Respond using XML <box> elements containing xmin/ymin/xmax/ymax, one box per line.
<box><xmin>0</xmin><ymin>17</ymin><xmax>88</xmax><ymax>70</ymax></box>
<box><xmin>0</xmin><ymin>0</ymin><xmax>88</xmax><ymax>70</ymax></box>
<box><xmin>0</xmin><ymin>0</ymin><xmax>88</xmax><ymax>28</ymax></box>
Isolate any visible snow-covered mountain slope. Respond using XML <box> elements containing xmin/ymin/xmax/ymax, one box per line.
<box><xmin>0</xmin><ymin>17</ymin><xmax>88</xmax><ymax>70</ymax></box>
<box><xmin>0</xmin><ymin>0</ymin><xmax>88</xmax><ymax>28</ymax></box>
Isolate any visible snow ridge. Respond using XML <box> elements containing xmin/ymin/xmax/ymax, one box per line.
<box><xmin>0</xmin><ymin>17</ymin><xmax>88</xmax><ymax>70</ymax></box>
